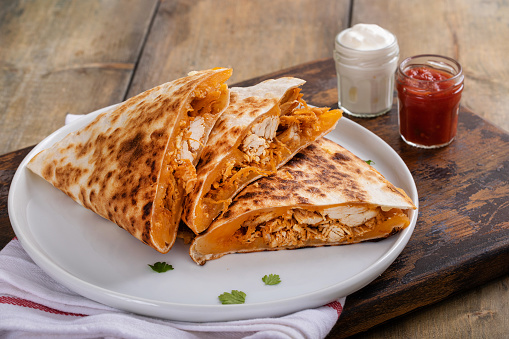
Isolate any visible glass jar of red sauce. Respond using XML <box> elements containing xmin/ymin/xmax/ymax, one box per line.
<box><xmin>396</xmin><ymin>55</ymin><xmax>464</xmax><ymax>148</ymax></box>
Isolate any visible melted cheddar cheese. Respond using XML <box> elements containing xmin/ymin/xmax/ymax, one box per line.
<box><xmin>232</xmin><ymin>206</ymin><xmax>409</xmax><ymax>248</ymax></box>
<box><xmin>150</xmin><ymin>75</ymin><xmax>230</xmax><ymax>252</ymax></box>
<box><xmin>192</xmin><ymin>204</ymin><xmax>411</xmax><ymax>264</ymax></box>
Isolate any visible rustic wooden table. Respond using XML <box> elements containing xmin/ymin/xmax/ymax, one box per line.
<box><xmin>1</xmin><ymin>1</ymin><xmax>508</xmax><ymax>338</ymax></box>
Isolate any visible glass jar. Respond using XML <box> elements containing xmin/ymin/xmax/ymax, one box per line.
<box><xmin>334</xmin><ymin>25</ymin><xmax>399</xmax><ymax>117</ymax></box>
<box><xmin>396</xmin><ymin>54</ymin><xmax>464</xmax><ymax>148</ymax></box>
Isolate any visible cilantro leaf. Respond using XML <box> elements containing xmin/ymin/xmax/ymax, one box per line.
<box><xmin>262</xmin><ymin>274</ymin><xmax>281</xmax><ymax>285</ymax></box>
<box><xmin>218</xmin><ymin>290</ymin><xmax>246</xmax><ymax>304</ymax></box>
<box><xmin>148</xmin><ymin>261</ymin><xmax>174</xmax><ymax>273</ymax></box>
<box><xmin>365</xmin><ymin>160</ymin><xmax>375</xmax><ymax>165</ymax></box>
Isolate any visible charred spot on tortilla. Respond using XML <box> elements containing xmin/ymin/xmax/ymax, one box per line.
<box><xmin>237</xmin><ymin>191</ymin><xmax>260</xmax><ymax>200</ymax></box>
<box><xmin>222</xmin><ymin>209</ymin><xmax>233</xmax><ymax>219</ymax></box>
<box><xmin>141</xmin><ymin>226</ymin><xmax>151</xmax><ymax>244</ymax></box>
<box><xmin>332</xmin><ymin>152</ymin><xmax>351</xmax><ymax>162</ymax></box>
<box><xmin>268</xmin><ymin>194</ymin><xmax>289</xmax><ymax>201</ymax></box>
<box><xmin>287</xmin><ymin>170</ymin><xmax>305</xmax><ymax>179</ymax></box>
<box><xmin>246</xmin><ymin>102</ymin><xmax>270</xmax><ymax>117</ymax></box>
<box><xmin>295</xmin><ymin>196</ymin><xmax>311</xmax><ymax>204</ymax></box>
<box><xmin>305</xmin><ymin>187</ymin><xmax>323</xmax><ymax>195</ymax></box>
<box><xmin>142</xmin><ymin>202</ymin><xmax>152</xmax><ymax>219</ymax></box>
<box><xmin>230</xmin><ymin>126</ymin><xmax>243</xmax><ymax>134</ymax></box>
<box><xmin>105</xmin><ymin>171</ymin><xmax>113</xmax><ymax>180</ymax></box>
<box><xmin>343</xmin><ymin>187</ymin><xmax>367</xmax><ymax>201</ymax></box>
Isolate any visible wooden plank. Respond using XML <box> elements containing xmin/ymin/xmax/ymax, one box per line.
<box><xmin>230</xmin><ymin>58</ymin><xmax>509</xmax><ymax>338</ymax></box>
<box><xmin>0</xmin><ymin>146</ymin><xmax>31</xmax><ymax>248</ymax></box>
<box><xmin>348</xmin><ymin>273</ymin><xmax>509</xmax><ymax>338</ymax></box>
<box><xmin>1</xmin><ymin>59</ymin><xmax>508</xmax><ymax>338</ymax></box>
<box><xmin>352</xmin><ymin>0</ymin><xmax>509</xmax><ymax>133</ymax></box>
<box><xmin>126</xmin><ymin>0</ymin><xmax>351</xmax><ymax>96</ymax></box>
<box><xmin>0</xmin><ymin>0</ymin><xmax>159</xmax><ymax>155</ymax></box>
<box><xmin>347</xmin><ymin>1</ymin><xmax>509</xmax><ymax>337</ymax></box>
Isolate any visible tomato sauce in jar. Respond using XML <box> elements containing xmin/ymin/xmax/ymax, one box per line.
<box><xmin>396</xmin><ymin>55</ymin><xmax>464</xmax><ymax>148</ymax></box>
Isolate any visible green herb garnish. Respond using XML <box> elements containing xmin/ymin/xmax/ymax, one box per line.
<box><xmin>365</xmin><ymin>160</ymin><xmax>375</xmax><ymax>165</ymax></box>
<box><xmin>148</xmin><ymin>261</ymin><xmax>174</xmax><ymax>273</ymax></box>
<box><xmin>218</xmin><ymin>290</ymin><xmax>246</xmax><ymax>304</ymax></box>
<box><xmin>262</xmin><ymin>274</ymin><xmax>281</xmax><ymax>285</ymax></box>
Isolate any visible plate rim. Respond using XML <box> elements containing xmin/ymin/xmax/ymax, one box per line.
<box><xmin>8</xmin><ymin>106</ymin><xmax>419</xmax><ymax>321</ymax></box>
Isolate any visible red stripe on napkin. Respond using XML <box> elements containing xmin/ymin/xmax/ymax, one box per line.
<box><xmin>325</xmin><ymin>300</ymin><xmax>343</xmax><ymax>317</ymax></box>
<box><xmin>0</xmin><ymin>296</ymin><xmax>87</xmax><ymax>317</ymax></box>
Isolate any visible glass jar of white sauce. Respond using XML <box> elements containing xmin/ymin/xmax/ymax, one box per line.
<box><xmin>334</xmin><ymin>24</ymin><xmax>399</xmax><ymax>117</ymax></box>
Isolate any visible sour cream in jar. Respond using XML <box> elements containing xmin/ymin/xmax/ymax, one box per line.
<box><xmin>334</xmin><ymin>24</ymin><xmax>399</xmax><ymax>117</ymax></box>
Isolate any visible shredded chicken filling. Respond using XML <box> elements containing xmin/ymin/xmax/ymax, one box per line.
<box><xmin>203</xmin><ymin>89</ymin><xmax>323</xmax><ymax>212</ymax></box>
<box><xmin>232</xmin><ymin>207</ymin><xmax>407</xmax><ymax>248</ymax></box>
<box><xmin>176</xmin><ymin>86</ymin><xmax>229</xmax><ymax>190</ymax></box>
<box><xmin>181</xmin><ymin>85</ymin><xmax>227</xmax><ymax>163</ymax></box>
<box><xmin>152</xmin><ymin>85</ymin><xmax>227</xmax><ymax>246</ymax></box>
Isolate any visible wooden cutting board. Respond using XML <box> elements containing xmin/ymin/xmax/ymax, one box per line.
<box><xmin>1</xmin><ymin>58</ymin><xmax>508</xmax><ymax>338</ymax></box>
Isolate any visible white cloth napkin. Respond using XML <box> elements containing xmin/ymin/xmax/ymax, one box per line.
<box><xmin>0</xmin><ymin>113</ymin><xmax>346</xmax><ymax>338</ymax></box>
<box><xmin>0</xmin><ymin>238</ymin><xmax>345</xmax><ymax>339</ymax></box>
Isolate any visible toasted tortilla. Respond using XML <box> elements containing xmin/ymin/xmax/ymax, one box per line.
<box><xmin>190</xmin><ymin>138</ymin><xmax>416</xmax><ymax>265</ymax></box>
<box><xmin>27</xmin><ymin>68</ymin><xmax>232</xmax><ymax>253</ymax></box>
<box><xmin>181</xmin><ymin>78</ymin><xmax>343</xmax><ymax>234</ymax></box>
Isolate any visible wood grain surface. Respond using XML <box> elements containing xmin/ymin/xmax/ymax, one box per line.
<box><xmin>1</xmin><ymin>0</ymin><xmax>508</xmax><ymax>338</ymax></box>
<box><xmin>353</xmin><ymin>0</ymin><xmax>509</xmax><ymax>137</ymax></box>
<box><xmin>0</xmin><ymin>0</ymin><xmax>159</xmax><ymax>155</ymax></box>
<box><xmin>126</xmin><ymin>0</ymin><xmax>350</xmax><ymax>96</ymax></box>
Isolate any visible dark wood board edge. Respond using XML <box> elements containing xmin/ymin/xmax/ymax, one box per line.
<box><xmin>331</xmin><ymin>236</ymin><xmax>509</xmax><ymax>338</ymax></box>
<box><xmin>0</xmin><ymin>146</ymin><xmax>33</xmax><ymax>248</ymax></box>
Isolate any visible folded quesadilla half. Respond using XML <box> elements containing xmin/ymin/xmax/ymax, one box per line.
<box><xmin>182</xmin><ymin>78</ymin><xmax>343</xmax><ymax>234</ymax></box>
<box><xmin>190</xmin><ymin>138</ymin><xmax>416</xmax><ymax>265</ymax></box>
<box><xmin>27</xmin><ymin>68</ymin><xmax>232</xmax><ymax>253</ymax></box>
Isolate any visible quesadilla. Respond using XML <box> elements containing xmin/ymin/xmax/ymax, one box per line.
<box><xmin>181</xmin><ymin>78</ymin><xmax>343</xmax><ymax>234</ymax></box>
<box><xmin>190</xmin><ymin>138</ymin><xmax>416</xmax><ymax>265</ymax></box>
<box><xmin>27</xmin><ymin>68</ymin><xmax>232</xmax><ymax>253</ymax></box>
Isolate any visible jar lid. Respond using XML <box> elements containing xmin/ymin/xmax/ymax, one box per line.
<box><xmin>334</xmin><ymin>37</ymin><xmax>399</xmax><ymax>68</ymax></box>
<box><xmin>337</xmin><ymin>24</ymin><xmax>395</xmax><ymax>51</ymax></box>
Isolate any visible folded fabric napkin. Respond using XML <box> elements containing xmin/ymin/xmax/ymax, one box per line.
<box><xmin>0</xmin><ymin>238</ymin><xmax>345</xmax><ymax>339</ymax></box>
<box><xmin>0</xmin><ymin>114</ymin><xmax>346</xmax><ymax>338</ymax></box>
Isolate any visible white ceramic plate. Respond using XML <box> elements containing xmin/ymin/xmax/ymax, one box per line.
<box><xmin>8</xmin><ymin>106</ymin><xmax>418</xmax><ymax>322</ymax></box>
